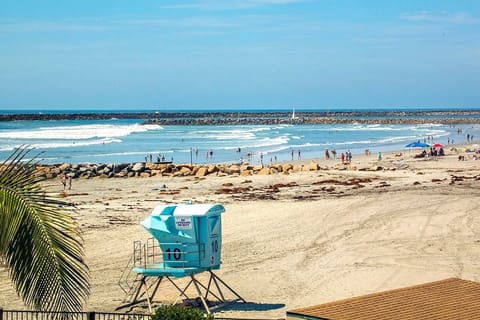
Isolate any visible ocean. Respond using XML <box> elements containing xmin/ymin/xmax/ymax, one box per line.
<box><xmin>0</xmin><ymin>110</ymin><xmax>479</xmax><ymax>165</ymax></box>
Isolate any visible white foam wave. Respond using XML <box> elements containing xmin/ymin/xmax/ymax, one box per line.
<box><xmin>192</xmin><ymin>129</ymin><xmax>257</xmax><ymax>140</ymax></box>
<box><xmin>0</xmin><ymin>123</ymin><xmax>161</xmax><ymax>140</ymax></box>
<box><xmin>76</xmin><ymin>149</ymin><xmax>175</xmax><ymax>160</ymax></box>
<box><xmin>218</xmin><ymin>135</ymin><xmax>289</xmax><ymax>151</ymax></box>
<box><xmin>417</xmin><ymin>123</ymin><xmax>443</xmax><ymax>127</ymax></box>
<box><xmin>289</xmin><ymin>142</ymin><xmax>323</xmax><ymax>149</ymax></box>
<box><xmin>191</xmin><ymin>125</ymin><xmax>291</xmax><ymax>140</ymax></box>
<box><xmin>326</xmin><ymin>134</ymin><xmax>417</xmax><ymax>146</ymax></box>
<box><xmin>412</xmin><ymin>127</ymin><xmax>447</xmax><ymax>136</ymax></box>
<box><xmin>332</xmin><ymin>125</ymin><xmax>405</xmax><ymax>132</ymax></box>
<box><xmin>251</xmin><ymin>136</ymin><xmax>289</xmax><ymax>148</ymax></box>
<box><xmin>30</xmin><ymin>138</ymin><xmax>121</xmax><ymax>149</ymax></box>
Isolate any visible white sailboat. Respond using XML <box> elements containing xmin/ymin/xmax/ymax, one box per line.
<box><xmin>291</xmin><ymin>107</ymin><xmax>296</xmax><ymax>120</ymax></box>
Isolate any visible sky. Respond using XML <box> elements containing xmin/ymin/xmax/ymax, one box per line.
<box><xmin>0</xmin><ymin>0</ymin><xmax>479</xmax><ymax>110</ymax></box>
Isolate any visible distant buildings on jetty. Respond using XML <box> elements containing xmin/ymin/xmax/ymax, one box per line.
<box><xmin>1</xmin><ymin>110</ymin><xmax>480</xmax><ymax>125</ymax></box>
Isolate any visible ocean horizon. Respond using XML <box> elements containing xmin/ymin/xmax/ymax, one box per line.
<box><xmin>2</xmin><ymin>106</ymin><xmax>480</xmax><ymax>114</ymax></box>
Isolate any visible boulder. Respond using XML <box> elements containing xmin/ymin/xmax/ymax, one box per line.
<box><xmin>293</xmin><ymin>165</ymin><xmax>303</xmax><ymax>172</ymax></box>
<box><xmin>180</xmin><ymin>166</ymin><xmax>192</xmax><ymax>175</ymax></box>
<box><xmin>240</xmin><ymin>164</ymin><xmax>250</xmax><ymax>171</ymax></box>
<box><xmin>253</xmin><ymin>165</ymin><xmax>263</xmax><ymax>172</ymax></box>
<box><xmin>150</xmin><ymin>170</ymin><xmax>161</xmax><ymax>176</ymax></box>
<box><xmin>132</xmin><ymin>163</ymin><xmax>145</xmax><ymax>172</ymax></box>
<box><xmin>258</xmin><ymin>167</ymin><xmax>270</xmax><ymax>175</ymax></box>
<box><xmin>308</xmin><ymin>162</ymin><xmax>319</xmax><ymax>171</ymax></box>
<box><xmin>59</xmin><ymin>163</ymin><xmax>71</xmax><ymax>171</ymax></box>
<box><xmin>241</xmin><ymin>170</ymin><xmax>252</xmax><ymax>176</ymax></box>
<box><xmin>196</xmin><ymin>167</ymin><xmax>208</xmax><ymax>176</ymax></box>
<box><xmin>227</xmin><ymin>165</ymin><xmax>241</xmax><ymax>175</ymax></box>
<box><xmin>272</xmin><ymin>164</ymin><xmax>283</xmax><ymax>172</ymax></box>
<box><xmin>207</xmin><ymin>165</ymin><xmax>219</xmax><ymax>174</ymax></box>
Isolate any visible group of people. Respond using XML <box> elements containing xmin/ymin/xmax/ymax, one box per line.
<box><xmin>415</xmin><ymin>146</ymin><xmax>445</xmax><ymax>158</ymax></box>
<box><xmin>324</xmin><ymin>148</ymin><xmax>337</xmax><ymax>160</ymax></box>
<box><xmin>341</xmin><ymin>150</ymin><xmax>352</xmax><ymax>164</ymax></box>
<box><xmin>290</xmin><ymin>149</ymin><xmax>302</xmax><ymax>161</ymax></box>
<box><xmin>145</xmin><ymin>154</ymin><xmax>168</xmax><ymax>163</ymax></box>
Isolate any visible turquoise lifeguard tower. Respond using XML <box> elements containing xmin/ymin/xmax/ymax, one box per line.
<box><xmin>118</xmin><ymin>203</ymin><xmax>245</xmax><ymax>313</ymax></box>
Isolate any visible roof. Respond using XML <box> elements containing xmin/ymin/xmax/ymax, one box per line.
<box><xmin>150</xmin><ymin>203</ymin><xmax>225</xmax><ymax>217</ymax></box>
<box><xmin>287</xmin><ymin>278</ymin><xmax>480</xmax><ymax>320</ymax></box>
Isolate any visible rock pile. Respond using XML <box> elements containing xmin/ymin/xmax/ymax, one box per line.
<box><xmin>33</xmin><ymin>161</ymin><xmax>326</xmax><ymax>180</ymax></box>
<box><xmin>3</xmin><ymin>110</ymin><xmax>480</xmax><ymax>125</ymax></box>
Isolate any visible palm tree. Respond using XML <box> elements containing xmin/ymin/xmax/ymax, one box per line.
<box><xmin>0</xmin><ymin>147</ymin><xmax>90</xmax><ymax>314</ymax></box>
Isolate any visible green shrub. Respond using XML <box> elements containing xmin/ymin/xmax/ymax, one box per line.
<box><xmin>152</xmin><ymin>304</ymin><xmax>214</xmax><ymax>320</ymax></box>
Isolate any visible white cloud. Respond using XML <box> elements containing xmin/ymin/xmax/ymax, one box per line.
<box><xmin>401</xmin><ymin>11</ymin><xmax>477</xmax><ymax>25</ymax></box>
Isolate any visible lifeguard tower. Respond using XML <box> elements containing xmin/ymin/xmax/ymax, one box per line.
<box><xmin>118</xmin><ymin>203</ymin><xmax>245</xmax><ymax>313</ymax></box>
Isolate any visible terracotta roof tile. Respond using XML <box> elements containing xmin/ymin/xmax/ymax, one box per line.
<box><xmin>287</xmin><ymin>278</ymin><xmax>480</xmax><ymax>320</ymax></box>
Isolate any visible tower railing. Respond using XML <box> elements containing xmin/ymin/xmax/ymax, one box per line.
<box><xmin>132</xmin><ymin>237</ymin><xmax>206</xmax><ymax>270</ymax></box>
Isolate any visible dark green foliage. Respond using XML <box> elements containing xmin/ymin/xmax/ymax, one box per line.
<box><xmin>0</xmin><ymin>147</ymin><xmax>90</xmax><ymax>316</ymax></box>
<box><xmin>152</xmin><ymin>304</ymin><xmax>214</xmax><ymax>320</ymax></box>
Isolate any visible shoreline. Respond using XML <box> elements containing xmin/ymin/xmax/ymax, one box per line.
<box><xmin>34</xmin><ymin>142</ymin><xmax>479</xmax><ymax>181</ymax></box>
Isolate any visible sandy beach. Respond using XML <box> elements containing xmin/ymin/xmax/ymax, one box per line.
<box><xmin>1</xmin><ymin>145</ymin><xmax>480</xmax><ymax>319</ymax></box>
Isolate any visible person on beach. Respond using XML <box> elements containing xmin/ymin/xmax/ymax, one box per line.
<box><xmin>331</xmin><ymin>148</ymin><xmax>337</xmax><ymax>159</ymax></box>
<box><xmin>298</xmin><ymin>150</ymin><xmax>301</xmax><ymax>160</ymax></box>
<box><xmin>378</xmin><ymin>152</ymin><xmax>382</xmax><ymax>161</ymax></box>
<box><xmin>67</xmin><ymin>176</ymin><xmax>72</xmax><ymax>190</ymax></box>
<box><xmin>61</xmin><ymin>175</ymin><xmax>67</xmax><ymax>190</ymax></box>
<box><xmin>341</xmin><ymin>152</ymin><xmax>345</xmax><ymax>164</ymax></box>
<box><xmin>325</xmin><ymin>149</ymin><xmax>330</xmax><ymax>160</ymax></box>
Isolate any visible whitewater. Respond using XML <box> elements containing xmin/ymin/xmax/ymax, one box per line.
<box><xmin>0</xmin><ymin>117</ymin><xmax>478</xmax><ymax>164</ymax></box>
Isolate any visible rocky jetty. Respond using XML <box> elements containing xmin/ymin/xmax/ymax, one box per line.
<box><xmin>33</xmin><ymin>160</ymin><xmax>394</xmax><ymax>182</ymax></box>
<box><xmin>34</xmin><ymin>161</ymin><xmax>334</xmax><ymax>181</ymax></box>
<box><xmin>2</xmin><ymin>110</ymin><xmax>480</xmax><ymax>124</ymax></box>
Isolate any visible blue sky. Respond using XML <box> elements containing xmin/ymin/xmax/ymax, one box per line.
<box><xmin>1</xmin><ymin>0</ymin><xmax>479</xmax><ymax>110</ymax></box>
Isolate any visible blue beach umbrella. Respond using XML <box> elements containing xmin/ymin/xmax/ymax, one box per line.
<box><xmin>405</xmin><ymin>141</ymin><xmax>431</xmax><ymax>148</ymax></box>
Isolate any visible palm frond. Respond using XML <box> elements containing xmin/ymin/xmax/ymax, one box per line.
<box><xmin>0</xmin><ymin>147</ymin><xmax>90</xmax><ymax>314</ymax></box>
